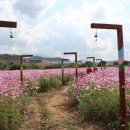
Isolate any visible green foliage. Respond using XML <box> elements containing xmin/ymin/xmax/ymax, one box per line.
<box><xmin>66</xmin><ymin>63</ymin><xmax>76</xmax><ymax>68</ymax></box>
<box><xmin>78</xmin><ymin>88</ymin><xmax>120</xmax><ymax>128</ymax></box>
<box><xmin>0</xmin><ymin>63</ymin><xmax>7</xmax><ymax>70</ymax></box>
<box><xmin>37</xmin><ymin>75</ymin><xmax>73</xmax><ymax>92</ymax></box>
<box><xmin>66</xmin><ymin>84</ymin><xmax>130</xmax><ymax>129</ymax></box>
<box><xmin>31</xmin><ymin>64</ymin><xmax>41</xmax><ymax>69</ymax></box>
<box><xmin>62</xmin><ymin>75</ymin><xmax>74</xmax><ymax>86</ymax></box>
<box><xmin>24</xmin><ymin>64</ymin><xmax>44</xmax><ymax>69</ymax></box>
<box><xmin>65</xmin><ymin>84</ymin><xmax>79</xmax><ymax>107</ymax></box>
<box><xmin>85</xmin><ymin>61</ymin><xmax>93</xmax><ymax>67</ymax></box>
<box><xmin>67</xmin><ymin>97</ymin><xmax>79</xmax><ymax>108</ymax></box>
<box><xmin>0</xmin><ymin>93</ymin><xmax>32</xmax><ymax>130</ymax></box>
<box><xmin>0</xmin><ymin>97</ymin><xmax>23</xmax><ymax>130</ymax></box>
<box><xmin>44</xmin><ymin>64</ymin><xmax>61</xmax><ymax>69</ymax></box>
<box><xmin>9</xmin><ymin>65</ymin><xmax>19</xmax><ymax>70</ymax></box>
<box><xmin>49</xmin><ymin>76</ymin><xmax>61</xmax><ymax>88</ymax></box>
<box><xmin>37</xmin><ymin>76</ymin><xmax>61</xmax><ymax>92</ymax></box>
<box><xmin>124</xmin><ymin>61</ymin><xmax>129</xmax><ymax>66</ymax></box>
<box><xmin>102</xmin><ymin>61</ymin><xmax>106</xmax><ymax>66</ymax></box>
<box><xmin>22</xmin><ymin>78</ymin><xmax>39</xmax><ymax>96</ymax></box>
<box><xmin>113</xmin><ymin>62</ymin><xmax>118</xmax><ymax>66</ymax></box>
<box><xmin>43</xmin><ymin>63</ymin><xmax>87</xmax><ymax>69</ymax></box>
<box><xmin>37</xmin><ymin>77</ymin><xmax>51</xmax><ymax>92</ymax></box>
<box><xmin>78</xmin><ymin>63</ymin><xmax>86</xmax><ymax>67</ymax></box>
<box><xmin>9</xmin><ymin>64</ymin><xmax>25</xmax><ymax>70</ymax></box>
<box><xmin>97</xmin><ymin>61</ymin><xmax>106</xmax><ymax>67</ymax></box>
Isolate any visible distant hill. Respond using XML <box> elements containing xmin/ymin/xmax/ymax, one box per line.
<box><xmin>0</xmin><ymin>54</ymin><xmax>67</xmax><ymax>64</ymax></box>
<box><xmin>1</xmin><ymin>54</ymin><xmax>129</xmax><ymax>66</ymax></box>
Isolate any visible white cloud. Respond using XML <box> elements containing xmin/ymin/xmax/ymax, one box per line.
<box><xmin>0</xmin><ymin>0</ymin><xmax>130</xmax><ymax>61</ymax></box>
<box><xmin>0</xmin><ymin>0</ymin><xmax>16</xmax><ymax>20</ymax></box>
<box><xmin>40</xmin><ymin>1</ymin><xmax>117</xmax><ymax>60</ymax></box>
<box><xmin>14</xmin><ymin>0</ymin><xmax>56</xmax><ymax>19</ymax></box>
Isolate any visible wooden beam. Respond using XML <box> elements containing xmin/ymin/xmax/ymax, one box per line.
<box><xmin>91</xmin><ymin>23</ymin><xmax>122</xmax><ymax>30</ymax></box>
<box><xmin>86</xmin><ymin>56</ymin><xmax>95</xmax><ymax>59</ymax></box>
<box><xmin>96</xmin><ymin>59</ymin><xmax>102</xmax><ymax>60</ymax></box>
<box><xmin>0</xmin><ymin>21</ymin><xmax>17</xmax><ymax>28</ymax></box>
<box><xmin>21</xmin><ymin>55</ymin><xmax>33</xmax><ymax>58</ymax></box>
<box><xmin>64</xmin><ymin>52</ymin><xmax>77</xmax><ymax>55</ymax></box>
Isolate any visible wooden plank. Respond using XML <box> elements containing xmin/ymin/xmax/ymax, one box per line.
<box><xmin>0</xmin><ymin>21</ymin><xmax>17</xmax><ymax>28</ymax></box>
<box><xmin>21</xmin><ymin>55</ymin><xmax>33</xmax><ymax>57</ymax></box>
<box><xmin>91</xmin><ymin>23</ymin><xmax>122</xmax><ymax>30</ymax></box>
<box><xmin>86</xmin><ymin>57</ymin><xmax>95</xmax><ymax>59</ymax></box>
<box><xmin>64</xmin><ymin>52</ymin><xmax>77</xmax><ymax>55</ymax></box>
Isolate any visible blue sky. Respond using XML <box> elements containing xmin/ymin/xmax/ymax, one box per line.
<box><xmin>0</xmin><ymin>0</ymin><xmax>130</xmax><ymax>61</ymax></box>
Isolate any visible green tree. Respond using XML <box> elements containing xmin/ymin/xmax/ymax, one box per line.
<box><xmin>85</xmin><ymin>61</ymin><xmax>93</xmax><ymax>67</ymax></box>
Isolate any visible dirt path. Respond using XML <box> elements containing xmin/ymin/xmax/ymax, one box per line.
<box><xmin>19</xmin><ymin>87</ymin><xmax>104</xmax><ymax>130</ymax></box>
<box><xmin>19</xmin><ymin>96</ymin><xmax>42</xmax><ymax>130</ymax></box>
<box><xmin>38</xmin><ymin>88</ymin><xmax>104</xmax><ymax>130</ymax></box>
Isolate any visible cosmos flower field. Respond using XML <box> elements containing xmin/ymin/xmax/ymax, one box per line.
<box><xmin>1</xmin><ymin>67</ymin><xmax>130</xmax><ymax>129</ymax></box>
<box><xmin>66</xmin><ymin>67</ymin><xmax>130</xmax><ymax>96</ymax></box>
<box><xmin>1</xmin><ymin>67</ymin><xmax>130</xmax><ymax>99</ymax></box>
<box><xmin>0</xmin><ymin>68</ymin><xmax>85</xmax><ymax>98</ymax></box>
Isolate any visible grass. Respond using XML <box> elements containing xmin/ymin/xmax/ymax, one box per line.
<box><xmin>40</xmin><ymin>106</ymin><xmax>50</xmax><ymax>130</ymax></box>
<box><xmin>0</xmin><ymin>95</ymin><xmax>28</xmax><ymax>130</ymax></box>
<box><xmin>0</xmin><ymin>74</ymin><xmax>74</xmax><ymax>130</ymax></box>
<box><xmin>65</xmin><ymin>84</ymin><xmax>130</xmax><ymax>129</ymax></box>
<box><xmin>37</xmin><ymin>75</ymin><xmax>73</xmax><ymax>92</ymax></box>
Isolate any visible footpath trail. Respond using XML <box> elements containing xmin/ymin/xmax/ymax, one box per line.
<box><xmin>19</xmin><ymin>87</ymin><xmax>104</xmax><ymax>130</ymax></box>
<box><xmin>38</xmin><ymin>87</ymin><xmax>103</xmax><ymax>130</ymax></box>
<box><xmin>19</xmin><ymin>96</ymin><xmax>42</xmax><ymax>130</ymax></box>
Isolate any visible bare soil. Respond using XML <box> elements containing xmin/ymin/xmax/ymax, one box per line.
<box><xmin>19</xmin><ymin>87</ymin><xmax>104</xmax><ymax>130</ymax></box>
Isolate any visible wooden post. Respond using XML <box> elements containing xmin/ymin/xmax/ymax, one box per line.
<box><xmin>20</xmin><ymin>56</ymin><xmax>23</xmax><ymax>86</ymax></box>
<box><xmin>96</xmin><ymin>59</ymin><xmax>102</xmax><ymax>70</ymax></box>
<box><xmin>61</xmin><ymin>58</ymin><xmax>69</xmax><ymax>86</ymax></box>
<box><xmin>20</xmin><ymin>55</ymin><xmax>33</xmax><ymax>86</ymax></box>
<box><xmin>86</xmin><ymin>57</ymin><xmax>95</xmax><ymax>73</ymax></box>
<box><xmin>75</xmin><ymin>53</ymin><xmax>78</xmax><ymax>79</ymax></box>
<box><xmin>91</xmin><ymin>23</ymin><xmax>126</xmax><ymax>129</ymax></box>
<box><xmin>64</xmin><ymin>52</ymin><xmax>78</xmax><ymax>82</ymax></box>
